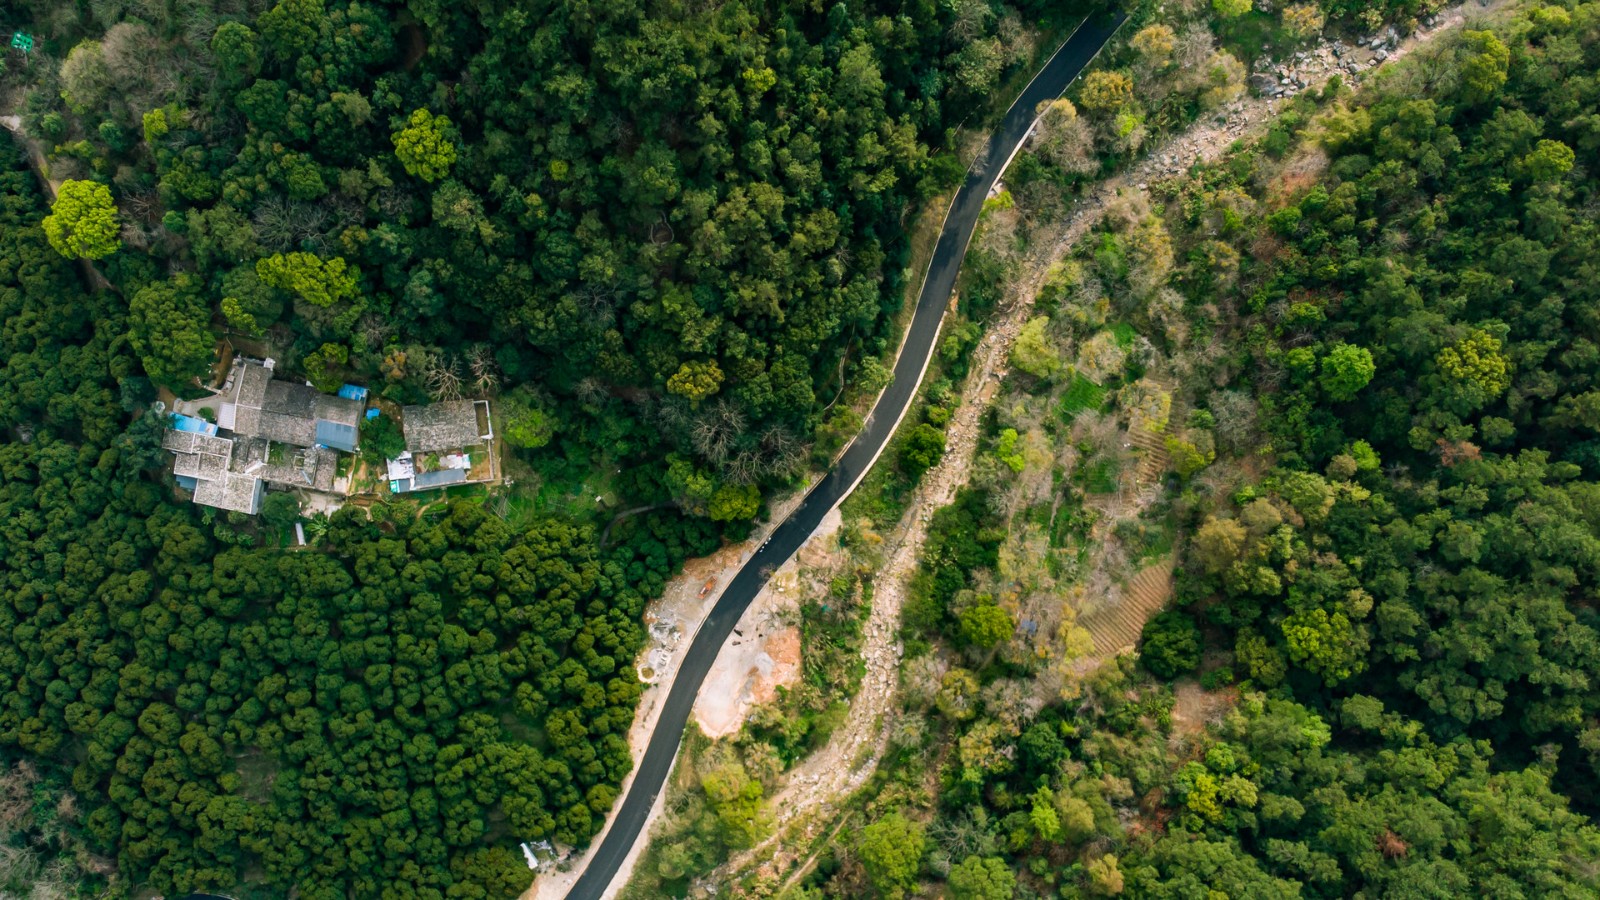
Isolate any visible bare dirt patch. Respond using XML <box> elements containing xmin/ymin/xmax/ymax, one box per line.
<box><xmin>1171</xmin><ymin>681</ymin><xmax>1238</xmax><ymax>739</ymax></box>
<box><xmin>711</xmin><ymin>3</ymin><xmax>1513</xmax><ymax>890</ymax></box>
<box><xmin>692</xmin><ymin>509</ymin><xmax>842</xmax><ymax>739</ymax></box>
<box><xmin>525</xmin><ymin>490</ymin><xmax>813</xmax><ymax>900</ymax></box>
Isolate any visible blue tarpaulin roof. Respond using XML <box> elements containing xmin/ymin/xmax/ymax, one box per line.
<box><xmin>315</xmin><ymin>420</ymin><xmax>359</xmax><ymax>452</ymax></box>
<box><xmin>337</xmin><ymin>384</ymin><xmax>369</xmax><ymax>401</ymax></box>
<box><xmin>412</xmin><ymin>469</ymin><xmax>468</xmax><ymax>490</ymax></box>
<box><xmin>170</xmin><ymin>413</ymin><xmax>217</xmax><ymax>436</ymax></box>
<box><xmin>365</xmin><ymin>408</ymin><xmax>381</xmax><ymax>419</ymax></box>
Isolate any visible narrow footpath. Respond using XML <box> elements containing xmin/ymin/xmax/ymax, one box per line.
<box><xmin>708</xmin><ymin>0</ymin><xmax>1514</xmax><ymax>887</ymax></box>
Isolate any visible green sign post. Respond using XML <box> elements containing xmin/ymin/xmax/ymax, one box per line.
<box><xmin>10</xmin><ymin>32</ymin><xmax>33</xmax><ymax>53</ymax></box>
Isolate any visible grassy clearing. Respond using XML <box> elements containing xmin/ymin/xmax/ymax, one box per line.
<box><xmin>1058</xmin><ymin>372</ymin><xmax>1108</xmax><ymax>419</ymax></box>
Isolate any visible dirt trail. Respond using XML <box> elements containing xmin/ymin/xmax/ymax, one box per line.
<box><xmin>713</xmin><ymin>1</ymin><xmax>1511</xmax><ymax>889</ymax></box>
<box><xmin>534</xmin><ymin>6</ymin><xmax>1511</xmax><ymax>894</ymax></box>
<box><xmin>0</xmin><ymin>114</ymin><xmax>115</xmax><ymax>292</ymax></box>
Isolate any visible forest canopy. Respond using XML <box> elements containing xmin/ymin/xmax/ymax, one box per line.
<box><xmin>779</xmin><ymin>2</ymin><xmax>1600</xmax><ymax>898</ymax></box>
<box><xmin>0</xmin><ymin>0</ymin><xmax>1109</xmax><ymax>894</ymax></box>
<box><xmin>5</xmin><ymin>0</ymin><xmax>1102</xmax><ymax>508</ymax></box>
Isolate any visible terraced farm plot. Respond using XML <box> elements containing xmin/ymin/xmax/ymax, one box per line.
<box><xmin>1058</xmin><ymin>372</ymin><xmax>1107</xmax><ymax>419</ymax></box>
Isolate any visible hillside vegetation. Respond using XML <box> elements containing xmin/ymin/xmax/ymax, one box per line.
<box><xmin>779</xmin><ymin>3</ymin><xmax>1600</xmax><ymax>898</ymax></box>
<box><xmin>0</xmin><ymin>0</ymin><xmax>1102</xmax><ymax>896</ymax></box>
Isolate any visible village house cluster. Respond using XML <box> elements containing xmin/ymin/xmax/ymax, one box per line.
<box><xmin>162</xmin><ymin>355</ymin><xmax>496</xmax><ymax>516</ymax></box>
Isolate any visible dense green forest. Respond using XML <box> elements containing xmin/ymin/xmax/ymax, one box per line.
<box><xmin>1</xmin><ymin>145</ymin><xmax>725</xmax><ymax>895</ymax></box>
<box><xmin>770</xmin><ymin>2</ymin><xmax>1600</xmax><ymax>898</ymax></box>
<box><xmin>5</xmin><ymin>0</ymin><xmax>1094</xmax><ymax>502</ymax></box>
<box><xmin>6</xmin><ymin>0</ymin><xmax>1600</xmax><ymax>896</ymax></box>
<box><xmin>0</xmin><ymin>0</ymin><xmax>1116</xmax><ymax>895</ymax></box>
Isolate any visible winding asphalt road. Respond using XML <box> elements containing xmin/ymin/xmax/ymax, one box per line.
<box><xmin>565</xmin><ymin>12</ymin><xmax>1126</xmax><ymax>898</ymax></box>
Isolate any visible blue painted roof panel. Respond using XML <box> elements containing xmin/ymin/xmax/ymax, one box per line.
<box><xmin>314</xmin><ymin>420</ymin><xmax>359</xmax><ymax>452</ymax></box>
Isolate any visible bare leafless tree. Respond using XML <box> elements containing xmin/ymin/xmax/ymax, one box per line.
<box><xmin>649</xmin><ymin>397</ymin><xmax>685</xmax><ymax>434</ymax></box>
<box><xmin>690</xmin><ymin>399</ymin><xmax>744</xmax><ymax>463</ymax></box>
<box><xmin>424</xmin><ymin>355</ymin><xmax>463</xmax><ymax>402</ymax></box>
<box><xmin>574</xmin><ymin>376</ymin><xmax>608</xmax><ymax>408</ymax></box>
<box><xmin>572</xmin><ymin>281</ymin><xmax>617</xmax><ymax>330</ymax></box>
<box><xmin>466</xmin><ymin>344</ymin><xmax>499</xmax><ymax>395</ymax></box>
<box><xmin>1210</xmin><ymin>389</ymin><xmax>1259</xmax><ymax>456</ymax></box>
<box><xmin>253</xmin><ymin>195</ymin><xmax>330</xmax><ymax>252</ymax></box>
<box><xmin>119</xmin><ymin>220</ymin><xmax>159</xmax><ymax>252</ymax></box>
<box><xmin>374</xmin><ymin>185</ymin><xmax>414</xmax><ymax>220</ymax></box>
<box><xmin>949</xmin><ymin>0</ymin><xmax>994</xmax><ymax>41</ymax></box>
<box><xmin>724</xmin><ymin>448</ymin><xmax>762</xmax><ymax>485</ymax></box>
<box><xmin>358</xmin><ymin>314</ymin><xmax>395</xmax><ymax>351</ymax></box>
<box><xmin>759</xmin><ymin>425</ymin><xmax>804</xmax><ymax>479</ymax></box>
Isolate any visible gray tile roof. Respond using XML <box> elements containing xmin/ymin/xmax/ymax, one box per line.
<box><xmin>172</xmin><ymin>452</ymin><xmax>203</xmax><ymax>478</ymax></box>
<box><xmin>263</xmin><ymin>380</ymin><xmax>316</xmax><ymax>420</ymax></box>
<box><xmin>224</xmin><ymin>361</ymin><xmax>366</xmax><ymax>449</ymax></box>
<box><xmin>257</xmin><ymin>445</ymin><xmax>338</xmax><ymax>492</ymax></box>
<box><xmin>402</xmin><ymin>401</ymin><xmax>483</xmax><ymax>453</ymax></box>
<box><xmin>166</xmin><ymin>358</ymin><xmax>367</xmax><ymax>515</ymax></box>
<box><xmin>254</xmin><ymin>410</ymin><xmax>317</xmax><ymax>447</ymax></box>
<box><xmin>314</xmin><ymin>394</ymin><xmax>363</xmax><ymax>428</ymax></box>
<box><xmin>235</xmin><ymin>362</ymin><xmax>272</xmax><ymax>409</ymax></box>
<box><xmin>192</xmin><ymin>472</ymin><xmax>263</xmax><ymax>515</ymax></box>
<box><xmin>162</xmin><ymin>430</ymin><xmax>233</xmax><ymax>457</ymax></box>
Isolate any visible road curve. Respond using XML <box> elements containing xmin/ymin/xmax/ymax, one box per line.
<box><xmin>565</xmin><ymin>12</ymin><xmax>1127</xmax><ymax>899</ymax></box>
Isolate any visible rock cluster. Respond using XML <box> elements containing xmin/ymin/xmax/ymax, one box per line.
<box><xmin>1250</xmin><ymin>14</ymin><xmax>1442</xmax><ymax>100</ymax></box>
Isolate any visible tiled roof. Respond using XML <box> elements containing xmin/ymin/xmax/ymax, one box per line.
<box><xmin>254</xmin><ymin>409</ymin><xmax>317</xmax><ymax>447</ymax></box>
<box><xmin>192</xmin><ymin>472</ymin><xmax>263</xmax><ymax>515</ymax></box>
<box><xmin>401</xmin><ymin>400</ymin><xmax>482</xmax><ymax>453</ymax></box>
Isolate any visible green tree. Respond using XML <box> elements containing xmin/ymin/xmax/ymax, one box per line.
<box><xmin>210</xmin><ymin>23</ymin><xmax>261</xmax><ymax>85</ymax></box>
<box><xmin>1458</xmin><ymin>30</ymin><xmax>1510</xmax><ymax>103</ymax></box>
<box><xmin>500</xmin><ymin>388</ymin><xmax>556</xmax><ymax>450</ymax></box>
<box><xmin>666</xmin><ymin>360</ymin><xmax>724</xmax><ymax>402</ymax></box>
<box><xmin>43</xmin><ymin>180</ymin><xmax>120</xmax><ymax>259</ymax></box>
<box><xmin>948</xmin><ymin>855</ymin><xmax>1015</xmax><ymax>900</ymax></box>
<box><xmin>708</xmin><ymin>483</ymin><xmax>759</xmax><ymax>521</ymax></box>
<box><xmin>900</xmin><ymin>423</ymin><xmax>946</xmax><ymax>479</ymax></box>
<box><xmin>1191</xmin><ymin>517</ymin><xmax>1248</xmax><ymax>574</ymax></box>
<box><xmin>257</xmin><ymin>0</ymin><xmax>326</xmax><ymax>57</ymax></box>
<box><xmin>359</xmin><ymin>414</ymin><xmax>405</xmax><ymax>463</ymax></box>
<box><xmin>1140</xmin><ymin>611</ymin><xmax>1201</xmax><ymax>679</ymax></box>
<box><xmin>1087</xmin><ymin>854</ymin><xmax>1125</xmax><ymax>895</ymax></box>
<box><xmin>960</xmin><ymin>602</ymin><xmax>1013</xmax><ymax>651</ymax></box>
<box><xmin>1213</xmin><ymin>0</ymin><xmax>1252</xmax><ymax>18</ymax></box>
<box><xmin>700</xmin><ymin>760</ymin><xmax>769</xmax><ymax>850</ymax></box>
<box><xmin>392</xmin><ymin>109</ymin><xmax>458</xmax><ymax>182</ymax></box>
<box><xmin>1518</xmin><ymin>139</ymin><xmax>1575</xmax><ymax>183</ymax></box>
<box><xmin>59</xmin><ymin>41</ymin><xmax>112</xmax><ymax>114</ymax></box>
<box><xmin>127</xmin><ymin>274</ymin><xmax>214</xmax><ymax>389</ymax></box>
<box><xmin>857</xmin><ymin>811</ymin><xmax>925</xmax><ymax>900</ymax></box>
<box><xmin>1319</xmin><ymin>343</ymin><xmax>1375</xmax><ymax>401</ymax></box>
<box><xmin>1281</xmin><ymin>608</ymin><xmax>1366</xmax><ymax>685</ymax></box>
<box><xmin>1078</xmin><ymin>71</ymin><xmax>1134</xmax><ymax>114</ymax></box>
<box><xmin>1010</xmin><ymin>317</ymin><xmax>1061</xmax><ymax>377</ymax></box>
<box><xmin>260</xmin><ymin>492</ymin><xmax>301</xmax><ymax>529</ymax></box>
<box><xmin>1436</xmin><ymin>328</ymin><xmax>1511</xmax><ymax>407</ymax></box>
<box><xmin>301</xmin><ymin>342</ymin><xmax>348</xmax><ymax>393</ymax></box>
<box><xmin>1281</xmin><ymin>4</ymin><xmax>1325</xmax><ymax>41</ymax></box>
<box><xmin>995</xmin><ymin>428</ymin><xmax>1026</xmax><ymax>473</ymax></box>
<box><xmin>1130</xmin><ymin>25</ymin><xmax>1176</xmax><ymax>65</ymax></box>
<box><xmin>256</xmin><ymin>252</ymin><xmax>359</xmax><ymax>308</ymax></box>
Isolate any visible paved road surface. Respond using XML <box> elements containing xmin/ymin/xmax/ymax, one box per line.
<box><xmin>565</xmin><ymin>12</ymin><xmax>1127</xmax><ymax>898</ymax></box>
